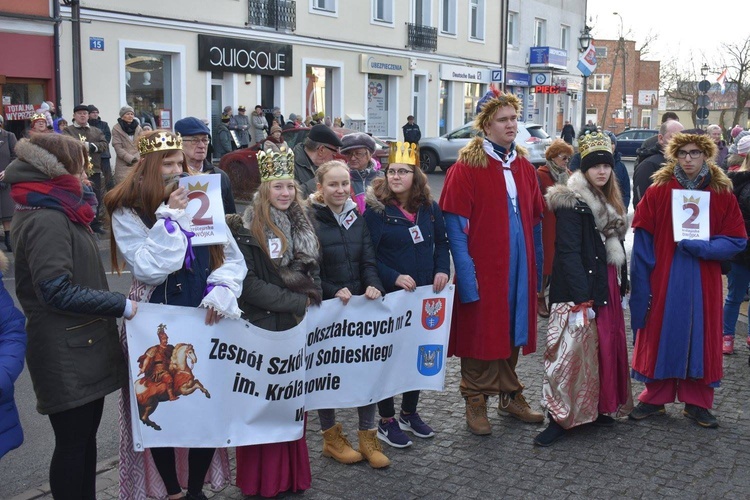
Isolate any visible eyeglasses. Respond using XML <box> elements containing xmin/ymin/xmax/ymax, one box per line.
<box><xmin>386</xmin><ymin>168</ymin><xmax>414</xmax><ymax>177</ymax></box>
<box><xmin>344</xmin><ymin>150</ymin><xmax>369</xmax><ymax>159</ymax></box>
<box><xmin>183</xmin><ymin>137</ymin><xmax>210</xmax><ymax>145</ymax></box>
<box><xmin>557</xmin><ymin>155</ymin><xmax>571</xmax><ymax>162</ymax></box>
<box><xmin>677</xmin><ymin>149</ymin><xmax>703</xmax><ymax>159</ymax></box>
<box><xmin>322</xmin><ymin>145</ymin><xmax>338</xmax><ymax>153</ymax></box>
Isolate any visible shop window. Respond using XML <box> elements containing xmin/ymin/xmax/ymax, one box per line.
<box><xmin>367</xmin><ymin>74</ymin><xmax>391</xmax><ymax>137</ymax></box>
<box><xmin>125</xmin><ymin>51</ymin><xmax>173</xmax><ymax>129</ymax></box>
<box><xmin>463</xmin><ymin>82</ymin><xmax>485</xmax><ymax>125</ymax></box>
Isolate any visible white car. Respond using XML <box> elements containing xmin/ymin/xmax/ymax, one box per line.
<box><xmin>418</xmin><ymin>122</ymin><xmax>552</xmax><ymax>173</ymax></box>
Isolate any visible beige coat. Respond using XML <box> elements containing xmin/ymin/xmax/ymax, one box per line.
<box><xmin>111</xmin><ymin>122</ymin><xmax>142</xmax><ymax>184</ymax></box>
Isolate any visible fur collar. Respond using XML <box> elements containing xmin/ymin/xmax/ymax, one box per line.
<box><xmin>545</xmin><ymin>171</ymin><xmax>627</xmax><ymax>266</ymax></box>
<box><xmin>11</xmin><ymin>139</ymin><xmax>70</xmax><ymax>179</ymax></box>
<box><xmin>651</xmin><ymin>161</ymin><xmax>732</xmax><ymax>192</ymax></box>
<box><xmin>456</xmin><ymin>136</ymin><xmax>529</xmax><ymax>168</ymax></box>
<box><xmin>364</xmin><ymin>186</ymin><xmax>386</xmax><ymax>213</ymax></box>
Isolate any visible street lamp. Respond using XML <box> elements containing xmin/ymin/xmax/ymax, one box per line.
<box><xmin>701</xmin><ymin>63</ymin><xmax>710</xmax><ymax>78</ymax></box>
<box><xmin>578</xmin><ymin>25</ymin><xmax>592</xmax><ymax>134</ymax></box>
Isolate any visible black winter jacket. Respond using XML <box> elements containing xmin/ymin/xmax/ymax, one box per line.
<box><xmin>310</xmin><ymin>200</ymin><xmax>385</xmax><ymax>299</ymax></box>
<box><xmin>728</xmin><ymin>170</ymin><xmax>750</xmax><ymax>267</ymax></box>
<box><xmin>632</xmin><ymin>143</ymin><xmax>665</xmax><ymax>207</ymax></box>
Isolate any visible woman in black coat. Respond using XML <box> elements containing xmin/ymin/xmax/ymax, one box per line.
<box><xmin>309</xmin><ymin>160</ymin><xmax>389</xmax><ymax>469</ymax></box>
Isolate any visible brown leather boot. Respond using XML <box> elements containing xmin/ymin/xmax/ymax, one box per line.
<box><xmin>358</xmin><ymin>429</ymin><xmax>390</xmax><ymax>468</ymax></box>
<box><xmin>321</xmin><ymin>423</ymin><xmax>363</xmax><ymax>464</ymax></box>
<box><xmin>465</xmin><ymin>395</ymin><xmax>492</xmax><ymax>435</ymax></box>
<box><xmin>537</xmin><ymin>292</ymin><xmax>550</xmax><ymax>318</ymax></box>
<box><xmin>498</xmin><ymin>391</ymin><xmax>544</xmax><ymax>423</ymax></box>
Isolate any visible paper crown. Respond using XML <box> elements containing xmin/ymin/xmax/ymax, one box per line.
<box><xmin>578</xmin><ymin>132</ymin><xmax>612</xmax><ymax>159</ymax></box>
<box><xmin>138</xmin><ymin>132</ymin><xmax>183</xmax><ymax>156</ymax></box>
<box><xmin>258</xmin><ymin>147</ymin><xmax>295</xmax><ymax>182</ymax></box>
<box><xmin>388</xmin><ymin>142</ymin><xmax>419</xmax><ymax>167</ymax></box>
<box><xmin>30</xmin><ymin>113</ymin><xmax>47</xmax><ymax>123</ymax></box>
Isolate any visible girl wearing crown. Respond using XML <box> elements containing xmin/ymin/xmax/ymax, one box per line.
<box><xmin>228</xmin><ymin>148</ymin><xmax>321</xmax><ymax>497</ymax></box>
<box><xmin>535</xmin><ymin>132</ymin><xmax>631</xmax><ymax>447</ymax></box>
<box><xmin>308</xmin><ymin>160</ymin><xmax>389</xmax><ymax>468</ymax></box>
<box><xmin>363</xmin><ymin>142</ymin><xmax>450</xmax><ymax>449</ymax></box>
<box><xmin>104</xmin><ymin>130</ymin><xmax>247</xmax><ymax>500</ymax></box>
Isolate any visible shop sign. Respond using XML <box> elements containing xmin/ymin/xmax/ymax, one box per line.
<box><xmin>534</xmin><ymin>85</ymin><xmax>565</xmax><ymax>94</ymax></box>
<box><xmin>4</xmin><ymin>104</ymin><xmax>35</xmax><ymax>120</ymax></box>
<box><xmin>529</xmin><ymin>47</ymin><xmax>568</xmax><ymax>71</ymax></box>
<box><xmin>359</xmin><ymin>54</ymin><xmax>408</xmax><ymax>77</ymax></box>
<box><xmin>506</xmin><ymin>71</ymin><xmax>531</xmax><ymax>87</ymax></box>
<box><xmin>439</xmin><ymin>64</ymin><xmax>490</xmax><ymax>83</ymax></box>
<box><xmin>198</xmin><ymin>35</ymin><xmax>292</xmax><ymax>77</ymax></box>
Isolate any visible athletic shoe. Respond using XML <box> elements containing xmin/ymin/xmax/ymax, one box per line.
<box><xmin>629</xmin><ymin>402</ymin><xmax>666</xmax><ymax>420</ymax></box>
<box><xmin>723</xmin><ymin>335</ymin><xmax>734</xmax><ymax>355</ymax></box>
<box><xmin>377</xmin><ymin>417</ymin><xmax>413</xmax><ymax>448</ymax></box>
<box><xmin>398</xmin><ymin>411</ymin><xmax>435</xmax><ymax>438</ymax></box>
<box><xmin>683</xmin><ymin>404</ymin><xmax>719</xmax><ymax>428</ymax></box>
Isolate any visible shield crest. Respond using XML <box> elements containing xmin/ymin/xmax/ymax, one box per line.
<box><xmin>421</xmin><ymin>298</ymin><xmax>446</xmax><ymax>330</ymax></box>
<box><xmin>417</xmin><ymin>345</ymin><xmax>443</xmax><ymax>376</ymax></box>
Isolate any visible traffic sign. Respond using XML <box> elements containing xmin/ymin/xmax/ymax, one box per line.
<box><xmin>696</xmin><ymin>107</ymin><xmax>710</xmax><ymax>119</ymax></box>
<box><xmin>698</xmin><ymin>80</ymin><xmax>711</xmax><ymax>93</ymax></box>
<box><xmin>697</xmin><ymin>95</ymin><xmax>710</xmax><ymax>107</ymax></box>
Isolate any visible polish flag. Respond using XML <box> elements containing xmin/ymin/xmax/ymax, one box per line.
<box><xmin>717</xmin><ymin>68</ymin><xmax>728</xmax><ymax>94</ymax></box>
<box><xmin>577</xmin><ymin>44</ymin><xmax>597</xmax><ymax>77</ymax></box>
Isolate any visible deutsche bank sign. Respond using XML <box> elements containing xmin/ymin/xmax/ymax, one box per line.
<box><xmin>198</xmin><ymin>35</ymin><xmax>293</xmax><ymax>77</ymax></box>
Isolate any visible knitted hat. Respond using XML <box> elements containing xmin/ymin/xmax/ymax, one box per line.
<box><xmin>578</xmin><ymin>132</ymin><xmax>615</xmax><ymax>173</ymax></box>
<box><xmin>731</xmin><ymin>125</ymin><xmax>744</xmax><ymax>138</ymax></box>
<box><xmin>340</xmin><ymin>132</ymin><xmax>376</xmax><ymax>154</ymax></box>
<box><xmin>270</xmin><ymin>123</ymin><xmax>282</xmax><ymax>135</ymax></box>
<box><xmin>737</xmin><ymin>136</ymin><xmax>750</xmax><ymax>156</ymax></box>
<box><xmin>87</xmin><ymin>104</ymin><xmax>99</xmax><ymax>113</ymax></box>
<box><xmin>174</xmin><ymin>116</ymin><xmax>210</xmax><ymax>137</ymax></box>
<box><xmin>119</xmin><ymin>105</ymin><xmax>135</xmax><ymax>117</ymax></box>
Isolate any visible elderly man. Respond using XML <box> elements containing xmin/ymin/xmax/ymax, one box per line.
<box><xmin>632</xmin><ymin>119</ymin><xmax>685</xmax><ymax>207</ymax></box>
<box><xmin>340</xmin><ymin>132</ymin><xmax>382</xmax><ymax>213</ymax></box>
<box><xmin>629</xmin><ymin>133</ymin><xmax>746</xmax><ymax>428</ymax></box>
<box><xmin>439</xmin><ymin>89</ymin><xmax>545</xmax><ymax>435</ymax></box>
<box><xmin>706</xmin><ymin>124</ymin><xmax>729</xmax><ymax>167</ymax></box>
<box><xmin>174</xmin><ymin>117</ymin><xmax>236</xmax><ymax>214</ymax></box>
<box><xmin>293</xmin><ymin>123</ymin><xmax>343</xmax><ymax>197</ymax></box>
<box><xmin>229</xmin><ymin>105</ymin><xmax>250</xmax><ymax>148</ymax></box>
<box><xmin>250</xmin><ymin>105</ymin><xmax>268</xmax><ymax>147</ymax></box>
<box><xmin>63</xmin><ymin>104</ymin><xmax>108</xmax><ymax>233</ymax></box>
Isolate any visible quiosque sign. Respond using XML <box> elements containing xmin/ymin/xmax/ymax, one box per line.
<box><xmin>198</xmin><ymin>35</ymin><xmax>292</xmax><ymax>77</ymax></box>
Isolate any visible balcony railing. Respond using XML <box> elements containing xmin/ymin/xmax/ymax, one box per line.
<box><xmin>248</xmin><ymin>0</ymin><xmax>296</xmax><ymax>32</ymax></box>
<box><xmin>407</xmin><ymin>22</ymin><xmax>437</xmax><ymax>52</ymax></box>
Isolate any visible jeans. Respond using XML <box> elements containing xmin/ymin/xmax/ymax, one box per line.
<box><xmin>723</xmin><ymin>262</ymin><xmax>750</xmax><ymax>336</ymax></box>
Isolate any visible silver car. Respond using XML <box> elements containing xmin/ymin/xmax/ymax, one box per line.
<box><xmin>418</xmin><ymin>122</ymin><xmax>552</xmax><ymax>173</ymax></box>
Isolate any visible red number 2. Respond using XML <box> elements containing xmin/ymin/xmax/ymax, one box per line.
<box><xmin>188</xmin><ymin>191</ymin><xmax>213</xmax><ymax>225</ymax></box>
<box><xmin>682</xmin><ymin>202</ymin><xmax>699</xmax><ymax>229</ymax></box>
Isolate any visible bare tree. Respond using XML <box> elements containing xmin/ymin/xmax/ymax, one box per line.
<box><xmin>720</xmin><ymin>38</ymin><xmax>750</xmax><ymax>129</ymax></box>
<box><xmin>661</xmin><ymin>59</ymin><xmax>701</xmax><ymax>127</ymax></box>
<box><xmin>637</xmin><ymin>32</ymin><xmax>659</xmax><ymax>60</ymax></box>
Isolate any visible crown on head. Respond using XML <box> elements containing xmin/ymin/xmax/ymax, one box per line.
<box><xmin>258</xmin><ymin>147</ymin><xmax>295</xmax><ymax>182</ymax></box>
<box><xmin>578</xmin><ymin>132</ymin><xmax>612</xmax><ymax>159</ymax></box>
<box><xmin>138</xmin><ymin>132</ymin><xmax>183</xmax><ymax>156</ymax></box>
<box><xmin>388</xmin><ymin>142</ymin><xmax>419</xmax><ymax>167</ymax></box>
<box><xmin>30</xmin><ymin>113</ymin><xmax>46</xmax><ymax>123</ymax></box>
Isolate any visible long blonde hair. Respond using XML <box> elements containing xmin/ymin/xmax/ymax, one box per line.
<box><xmin>250</xmin><ymin>180</ymin><xmax>303</xmax><ymax>258</ymax></box>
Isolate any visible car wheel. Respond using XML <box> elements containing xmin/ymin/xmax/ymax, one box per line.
<box><xmin>420</xmin><ymin>150</ymin><xmax>438</xmax><ymax>173</ymax></box>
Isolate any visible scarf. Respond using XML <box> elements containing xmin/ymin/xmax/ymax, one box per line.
<box><xmin>118</xmin><ymin>118</ymin><xmax>139</xmax><ymax>136</ymax></box>
<box><xmin>674</xmin><ymin>163</ymin><xmax>710</xmax><ymax>190</ymax></box>
<box><xmin>11</xmin><ymin>175</ymin><xmax>96</xmax><ymax>228</ymax></box>
<box><xmin>487</xmin><ymin>139</ymin><xmax>517</xmax><ymax>167</ymax></box>
<box><xmin>545</xmin><ymin>159</ymin><xmax>570</xmax><ymax>185</ymax></box>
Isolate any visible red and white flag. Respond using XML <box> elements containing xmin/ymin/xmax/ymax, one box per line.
<box><xmin>717</xmin><ymin>68</ymin><xmax>728</xmax><ymax>94</ymax></box>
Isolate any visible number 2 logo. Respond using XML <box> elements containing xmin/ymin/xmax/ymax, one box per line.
<box><xmin>682</xmin><ymin>201</ymin><xmax>700</xmax><ymax>229</ymax></box>
<box><xmin>188</xmin><ymin>191</ymin><xmax>213</xmax><ymax>225</ymax></box>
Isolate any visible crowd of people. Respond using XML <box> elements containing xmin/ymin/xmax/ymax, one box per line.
<box><xmin>0</xmin><ymin>92</ymin><xmax>749</xmax><ymax>499</ymax></box>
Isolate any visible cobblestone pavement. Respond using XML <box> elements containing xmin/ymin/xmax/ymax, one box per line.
<box><xmin>14</xmin><ymin>312</ymin><xmax>750</xmax><ymax>500</ymax></box>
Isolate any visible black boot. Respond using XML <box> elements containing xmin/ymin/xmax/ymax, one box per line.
<box><xmin>4</xmin><ymin>230</ymin><xmax>11</xmax><ymax>252</ymax></box>
<box><xmin>533</xmin><ymin>418</ymin><xmax>566</xmax><ymax>447</ymax></box>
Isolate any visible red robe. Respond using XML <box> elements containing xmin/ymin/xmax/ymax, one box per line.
<box><xmin>537</xmin><ymin>164</ymin><xmax>570</xmax><ymax>276</ymax></box>
<box><xmin>440</xmin><ymin>138</ymin><xmax>544</xmax><ymax>360</ymax></box>
<box><xmin>631</xmin><ymin>166</ymin><xmax>746</xmax><ymax>383</ymax></box>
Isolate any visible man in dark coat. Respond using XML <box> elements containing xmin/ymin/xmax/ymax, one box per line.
<box><xmin>560</xmin><ymin>120</ymin><xmax>575</xmax><ymax>145</ymax></box>
<box><xmin>632</xmin><ymin>120</ymin><xmax>684</xmax><ymax>207</ymax></box>
<box><xmin>292</xmin><ymin>124</ymin><xmax>343</xmax><ymax>197</ymax></box>
<box><xmin>87</xmin><ymin>104</ymin><xmax>113</xmax><ymax>191</ymax></box>
<box><xmin>402</xmin><ymin>115</ymin><xmax>421</xmax><ymax>144</ymax></box>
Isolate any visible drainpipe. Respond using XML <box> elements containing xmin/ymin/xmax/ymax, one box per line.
<box><xmin>53</xmin><ymin>0</ymin><xmax>62</xmax><ymax>116</ymax></box>
<box><xmin>63</xmin><ymin>0</ymin><xmax>83</xmax><ymax>105</ymax></box>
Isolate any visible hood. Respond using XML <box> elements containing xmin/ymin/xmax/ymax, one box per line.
<box><xmin>226</xmin><ymin>213</ymin><xmax>246</xmax><ymax>237</ymax></box>
<box><xmin>364</xmin><ymin>186</ymin><xmax>386</xmax><ymax>213</ymax></box>
<box><xmin>652</xmin><ymin>160</ymin><xmax>732</xmax><ymax>193</ymax></box>
<box><xmin>729</xmin><ymin>170</ymin><xmax>750</xmax><ymax>196</ymax></box>
<box><xmin>4</xmin><ymin>139</ymin><xmax>70</xmax><ymax>184</ymax></box>
<box><xmin>456</xmin><ymin>136</ymin><xmax>528</xmax><ymax>168</ymax></box>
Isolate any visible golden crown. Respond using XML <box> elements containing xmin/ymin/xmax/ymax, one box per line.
<box><xmin>258</xmin><ymin>147</ymin><xmax>295</xmax><ymax>182</ymax></box>
<box><xmin>578</xmin><ymin>132</ymin><xmax>612</xmax><ymax>159</ymax></box>
<box><xmin>138</xmin><ymin>131</ymin><xmax>183</xmax><ymax>156</ymax></box>
<box><xmin>388</xmin><ymin>142</ymin><xmax>419</xmax><ymax>167</ymax></box>
<box><xmin>30</xmin><ymin>113</ymin><xmax>46</xmax><ymax>123</ymax></box>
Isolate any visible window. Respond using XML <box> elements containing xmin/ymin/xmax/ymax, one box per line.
<box><xmin>507</xmin><ymin>11</ymin><xmax>518</xmax><ymax>47</ymax></box>
<box><xmin>373</xmin><ymin>0</ymin><xmax>393</xmax><ymax>23</ymax></box>
<box><xmin>588</xmin><ymin>74</ymin><xmax>611</xmax><ymax>92</ymax></box>
<box><xmin>560</xmin><ymin>25</ymin><xmax>569</xmax><ymax>52</ymax></box>
<box><xmin>595</xmin><ymin>47</ymin><xmax>608</xmax><ymax>58</ymax></box>
<box><xmin>125</xmin><ymin>50</ymin><xmax>173</xmax><ymax>129</ymax></box>
<box><xmin>311</xmin><ymin>0</ymin><xmax>336</xmax><ymax>13</ymax></box>
<box><xmin>469</xmin><ymin>0</ymin><xmax>485</xmax><ymax>41</ymax></box>
<box><xmin>440</xmin><ymin>0</ymin><xmax>456</xmax><ymax>35</ymax></box>
<box><xmin>534</xmin><ymin>18</ymin><xmax>546</xmax><ymax>46</ymax></box>
<box><xmin>414</xmin><ymin>0</ymin><xmax>432</xmax><ymax>26</ymax></box>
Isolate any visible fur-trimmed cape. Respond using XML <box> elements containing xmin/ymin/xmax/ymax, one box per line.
<box><xmin>456</xmin><ymin>136</ymin><xmax>528</xmax><ymax>168</ymax></box>
<box><xmin>545</xmin><ymin>171</ymin><xmax>628</xmax><ymax>266</ymax></box>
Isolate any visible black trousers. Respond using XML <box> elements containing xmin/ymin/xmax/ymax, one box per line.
<box><xmin>47</xmin><ymin>397</ymin><xmax>105</xmax><ymax>500</ymax></box>
<box><xmin>89</xmin><ymin>172</ymin><xmax>102</xmax><ymax>229</ymax></box>
<box><xmin>378</xmin><ymin>390</ymin><xmax>420</xmax><ymax>419</ymax></box>
<box><xmin>151</xmin><ymin>447</ymin><xmax>216</xmax><ymax>496</ymax></box>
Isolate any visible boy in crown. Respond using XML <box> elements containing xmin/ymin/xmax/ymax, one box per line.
<box><xmin>629</xmin><ymin>133</ymin><xmax>746</xmax><ymax>428</ymax></box>
<box><xmin>439</xmin><ymin>88</ymin><xmax>545</xmax><ymax>435</ymax></box>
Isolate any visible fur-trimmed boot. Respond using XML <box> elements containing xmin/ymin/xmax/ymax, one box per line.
<box><xmin>321</xmin><ymin>423</ymin><xmax>363</xmax><ymax>464</ymax></box>
<box><xmin>358</xmin><ymin>429</ymin><xmax>390</xmax><ymax>469</ymax></box>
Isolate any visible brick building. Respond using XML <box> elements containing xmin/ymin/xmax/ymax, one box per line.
<box><xmin>585</xmin><ymin>38</ymin><xmax>660</xmax><ymax>135</ymax></box>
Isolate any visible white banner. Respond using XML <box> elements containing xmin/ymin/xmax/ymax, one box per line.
<box><xmin>126</xmin><ymin>285</ymin><xmax>454</xmax><ymax>450</ymax></box>
<box><xmin>179</xmin><ymin>174</ymin><xmax>227</xmax><ymax>246</ymax></box>
<box><xmin>672</xmin><ymin>189</ymin><xmax>711</xmax><ymax>241</ymax></box>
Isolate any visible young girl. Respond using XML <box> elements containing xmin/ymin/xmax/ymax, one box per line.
<box><xmin>230</xmin><ymin>148</ymin><xmax>322</xmax><ymax>497</ymax></box>
<box><xmin>536</xmin><ymin>132</ymin><xmax>631</xmax><ymax>446</ymax></box>
<box><xmin>105</xmin><ymin>130</ymin><xmax>246</xmax><ymax>499</ymax></box>
<box><xmin>309</xmin><ymin>160</ymin><xmax>389</xmax><ymax>468</ymax></box>
<box><xmin>363</xmin><ymin>142</ymin><xmax>450</xmax><ymax>449</ymax></box>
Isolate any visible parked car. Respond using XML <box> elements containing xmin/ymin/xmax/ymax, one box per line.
<box><xmin>418</xmin><ymin>122</ymin><xmax>552</xmax><ymax>173</ymax></box>
<box><xmin>614</xmin><ymin>128</ymin><xmax>658</xmax><ymax>158</ymax></box>
<box><xmin>219</xmin><ymin>126</ymin><xmax>390</xmax><ymax>200</ymax></box>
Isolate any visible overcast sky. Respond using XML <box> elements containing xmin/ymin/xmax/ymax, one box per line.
<box><xmin>586</xmin><ymin>0</ymin><xmax>746</xmax><ymax>78</ymax></box>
